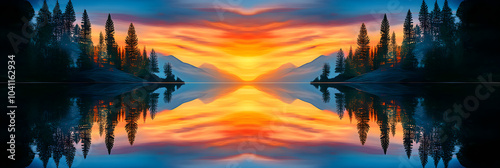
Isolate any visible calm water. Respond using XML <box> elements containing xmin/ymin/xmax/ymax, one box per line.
<box><xmin>13</xmin><ymin>83</ymin><xmax>499</xmax><ymax>168</ymax></box>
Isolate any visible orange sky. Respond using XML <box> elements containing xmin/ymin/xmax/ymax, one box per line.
<box><xmin>88</xmin><ymin>7</ymin><xmax>406</xmax><ymax>81</ymax></box>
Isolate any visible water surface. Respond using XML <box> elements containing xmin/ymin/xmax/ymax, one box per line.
<box><xmin>15</xmin><ymin>83</ymin><xmax>498</xmax><ymax>168</ymax></box>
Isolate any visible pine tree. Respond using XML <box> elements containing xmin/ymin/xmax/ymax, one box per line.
<box><xmin>73</xmin><ymin>24</ymin><xmax>80</xmax><ymax>42</ymax></box>
<box><xmin>440</xmin><ymin>0</ymin><xmax>455</xmax><ymax>48</ymax></box>
<box><xmin>414</xmin><ymin>24</ymin><xmax>422</xmax><ymax>43</ymax></box>
<box><xmin>335</xmin><ymin>49</ymin><xmax>345</xmax><ymax>74</ymax></box>
<box><xmin>376</xmin><ymin>14</ymin><xmax>390</xmax><ymax>69</ymax></box>
<box><xmin>402</xmin><ymin>10</ymin><xmax>418</xmax><ymax>70</ymax></box>
<box><xmin>35</xmin><ymin>0</ymin><xmax>52</xmax><ymax>58</ymax></box>
<box><xmin>63</xmin><ymin>0</ymin><xmax>76</xmax><ymax>37</ymax></box>
<box><xmin>419</xmin><ymin>0</ymin><xmax>431</xmax><ymax>42</ymax></box>
<box><xmin>140</xmin><ymin>46</ymin><xmax>150</xmax><ymax>75</ymax></box>
<box><xmin>105</xmin><ymin>14</ymin><xmax>120</xmax><ymax>69</ymax></box>
<box><xmin>343</xmin><ymin>46</ymin><xmax>355</xmax><ymax>77</ymax></box>
<box><xmin>430</xmin><ymin>0</ymin><xmax>442</xmax><ymax>42</ymax></box>
<box><xmin>320</xmin><ymin>63</ymin><xmax>331</xmax><ymax>81</ymax></box>
<box><xmin>52</xmin><ymin>0</ymin><xmax>63</xmax><ymax>42</ymax></box>
<box><xmin>389</xmin><ymin>32</ymin><xmax>397</xmax><ymax>65</ymax></box>
<box><xmin>77</xmin><ymin>9</ymin><xmax>93</xmax><ymax>70</ymax></box>
<box><xmin>125</xmin><ymin>23</ymin><xmax>139</xmax><ymax>74</ymax></box>
<box><xmin>403</xmin><ymin>10</ymin><xmax>415</xmax><ymax>48</ymax></box>
<box><xmin>98</xmin><ymin>32</ymin><xmax>107</xmax><ymax>65</ymax></box>
<box><xmin>164</xmin><ymin>63</ymin><xmax>175</xmax><ymax>81</ymax></box>
<box><xmin>355</xmin><ymin>23</ymin><xmax>371</xmax><ymax>74</ymax></box>
<box><xmin>150</xmin><ymin>49</ymin><xmax>159</xmax><ymax>73</ymax></box>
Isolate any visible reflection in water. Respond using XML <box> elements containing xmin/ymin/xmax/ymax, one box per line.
<box><xmin>16</xmin><ymin>83</ymin><xmax>499</xmax><ymax>168</ymax></box>
<box><xmin>313</xmin><ymin>84</ymin><xmax>454</xmax><ymax>168</ymax></box>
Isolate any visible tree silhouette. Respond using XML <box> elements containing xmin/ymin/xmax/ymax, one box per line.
<box><xmin>343</xmin><ymin>46</ymin><xmax>356</xmax><ymax>77</ymax></box>
<box><xmin>335</xmin><ymin>49</ymin><xmax>345</xmax><ymax>74</ymax></box>
<box><xmin>149</xmin><ymin>93</ymin><xmax>160</xmax><ymax>120</ymax></box>
<box><xmin>319</xmin><ymin>85</ymin><xmax>330</xmax><ymax>103</ymax></box>
<box><xmin>414</xmin><ymin>24</ymin><xmax>422</xmax><ymax>43</ymax></box>
<box><xmin>335</xmin><ymin>93</ymin><xmax>345</xmax><ymax>119</ymax></box>
<box><xmin>142</xmin><ymin>46</ymin><xmax>149</xmax><ymax>72</ymax></box>
<box><xmin>355</xmin><ymin>23</ymin><xmax>371</xmax><ymax>74</ymax></box>
<box><xmin>388</xmin><ymin>31</ymin><xmax>398</xmax><ymax>65</ymax></box>
<box><xmin>77</xmin><ymin>9</ymin><xmax>93</xmax><ymax>70</ymax></box>
<box><xmin>419</xmin><ymin>0</ymin><xmax>431</xmax><ymax>42</ymax></box>
<box><xmin>376</xmin><ymin>14</ymin><xmax>390</xmax><ymax>69</ymax></box>
<box><xmin>72</xmin><ymin>24</ymin><xmax>80</xmax><ymax>42</ymax></box>
<box><xmin>52</xmin><ymin>0</ymin><xmax>63</xmax><ymax>42</ymax></box>
<box><xmin>440</xmin><ymin>0</ymin><xmax>455</xmax><ymax>48</ymax></box>
<box><xmin>320</xmin><ymin>63</ymin><xmax>331</xmax><ymax>81</ymax></box>
<box><xmin>150</xmin><ymin>49</ymin><xmax>160</xmax><ymax>73</ymax></box>
<box><xmin>402</xmin><ymin>10</ymin><xmax>418</xmax><ymax>70</ymax></box>
<box><xmin>124</xmin><ymin>23</ymin><xmax>139</xmax><ymax>74</ymax></box>
<box><xmin>430</xmin><ymin>0</ymin><xmax>442</xmax><ymax>41</ymax></box>
<box><xmin>35</xmin><ymin>0</ymin><xmax>52</xmax><ymax>60</ymax></box>
<box><xmin>105</xmin><ymin>14</ymin><xmax>120</xmax><ymax>69</ymax></box>
<box><xmin>63</xmin><ymin>0</ymin><xmax>76</xmax><ymax>41</ymax></box>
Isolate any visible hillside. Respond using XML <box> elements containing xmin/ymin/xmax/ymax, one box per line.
<box><xmin>254</xmin><ymin>55</ymin><xmax>337</xmax><ymax>82</ymax></box>
<box><xmin>157</xmin><ymin>55</ymin><xmax>243</xmax><ymax>82</ymax></box>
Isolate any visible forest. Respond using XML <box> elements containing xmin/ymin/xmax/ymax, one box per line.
<box><xmin>5</xmin><ymin>0</ymin><xmax>183</xmax><ymax>83</ymax></box>
<box><xmin>313</xmin><ymin>0</ymin><xmax>500</xmax><ymax>83</ymax></box>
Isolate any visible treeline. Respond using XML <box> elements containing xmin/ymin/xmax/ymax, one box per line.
<box><xmin>316</xmin><ymin>0</ymin><xmax>498</xmax><ymax>82</ymax></box>
<box><xmin>13</xmin><ymin>0</ymin><xmax>181</xmax><ymax>82</ymax></box>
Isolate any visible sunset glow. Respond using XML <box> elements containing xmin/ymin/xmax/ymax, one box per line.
<box><xmin>29</xmin><ymin>0</ymin><xmax>462</xmax><ymax>81</ymax></box>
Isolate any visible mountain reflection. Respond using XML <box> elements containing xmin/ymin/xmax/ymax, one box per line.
<box><xmin>16</xmin><ymin>83</ymin><xmax>499</xmax><ymax>168</ymax></box>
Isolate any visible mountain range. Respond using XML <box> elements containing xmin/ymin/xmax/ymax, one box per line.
<box><xmin>157</xmin><ymin>54</ymin><xmax>337</xmax><ymax>82</ymax></box>
<box><xmin>253</xmin><ymin>55</ymin><xmax>337</xmax><ymax>82</ymax></box>
<box><xmin>157</xmin><ymin>54</ymin><xmax>242</xmax><ymax>82</ymax></box>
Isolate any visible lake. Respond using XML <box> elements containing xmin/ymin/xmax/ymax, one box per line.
<box><xmin>13</xmin><ymin>83</ymin><xmax>499</xmax><ymax>168</ymax></box>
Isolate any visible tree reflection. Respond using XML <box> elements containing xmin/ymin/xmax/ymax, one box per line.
<box><xmin>312</xmin><ymin>84</ymin><xmax>497</xmax><ymax>168</ymax></box>
<box><xmin>16</xmin><ymin>84</ymin><xmax>181</xmax><ymax>168</ymax></box>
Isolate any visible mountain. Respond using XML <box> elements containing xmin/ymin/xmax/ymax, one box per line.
<box><xmin>253</xmin><ymin>63</ymin><xmax>297</xmax><ymax>82</ymax></box>
<box><xmin>157</xmin><ymin>54</ymin><xmax>242</xmax><ymax>82</ymax></box>
<box><xmin>253</xmin><ymin>55</ymin><xmax>337</xmax><ymax>82</ymax></box>
<box><xmin>198</xmin><ymin>63</ymin><xmax>242</xmax><ymax>82</ymax></box>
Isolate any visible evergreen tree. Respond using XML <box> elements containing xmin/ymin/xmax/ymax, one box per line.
<box><xmin>98</xmin><ymin>32</ymin><xmax>107</xmax><ymax>65</ymax></box>
<box><xmin>105</xmin><ymin>14</ymin><xmax>120</xmax><ymax>69</ymax></box>
<box><xmin>35</xmin><ymin>0</ymin><xmax>52</xmax><ymax>59</ymax></box>
<box><xmin>414</xmin><ymin>24</ymin><xmax>422</xmax><ymax>43</ymax></box>
<box><xmin>137</xmin><ymin>46</ymin><xmax>150</xmax><ymax>77</ymax></box>
<box><xmin>164</xmin><ymin>63</ymin><xmax>176</xmax><ymax>81</ymax></box>
<box><xmin>419</xmin><ymin>0</ymin><xmax>431</xmax><ymax>42</ymax></box>
<box><xmin>402</xmin><ymin>10</ymin><xmax>418</xmax><ymax>70</ymax></box>
<box><xmin>335</xmin><ymin>49</ymin><xmax>345</xmax><ymax>74</ymax></box>
<box><xmin>376</xmin><ymin>14</ymin><xmax>390</xmax><ymax>69</ymax></box>
<box><xmin>124</xmin><ymin>23</ymin><xmax>139</xmax><ymax>74</ymax></box>
<box><xmin>355</xmin><ymin>23</ymin><xmax>371</xmax><ymax>74</ymax></box>
<box><xmin>150</xmin><ymin>49</ymin><xmax>159</xmax><ymax>73</ymax></box>
<box><xmin>77</xmin><ymin>9</ymin><xmax>93</xmax><ymax>70</ymax></box>
<box><xmin>73</xmin><ymin>24</ymin><xmax>80</xmax><ymax>42</ymax></box>
<box><xmin>343</xmin><ymin>46</ymin><xmax>355</xmax><ymax>77</ymax></box>
<box><xmin>52</xmin><ymin>0</ymin><xmax>63</xmax><ymax>42</ymax></box>
<box><xmin>142</xmin><ymin>46</ymin><xmax>150</xmax><ymax>73</ymax></box>
<box><xmin>388</xmin><ymin>32</ymin><xmax>397</xmax><ymax>65</ymax></box>
<box><xmin>430</xmin><ymin>0</ymin><xmax>442</xmax><ymax>41</ymax></box>
<box><xmin>440</xmin><ymin>0</ymin><xmax>455</xmax><ymax>48</ymax></box>
<box><xmin>63</xmin><ymin>0</ymin><xmax>76</xmax><ymax>39</ymax></box>
<box><xmin>320</xmin><ymin>63</ymin><xmax>331</xmax><ymax>81</ymax></box>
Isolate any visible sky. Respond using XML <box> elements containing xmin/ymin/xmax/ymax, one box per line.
<box><xmin>28</xmin><ymin>0</ymin><xmax>463</xmax><ymax>81</ymax></box>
